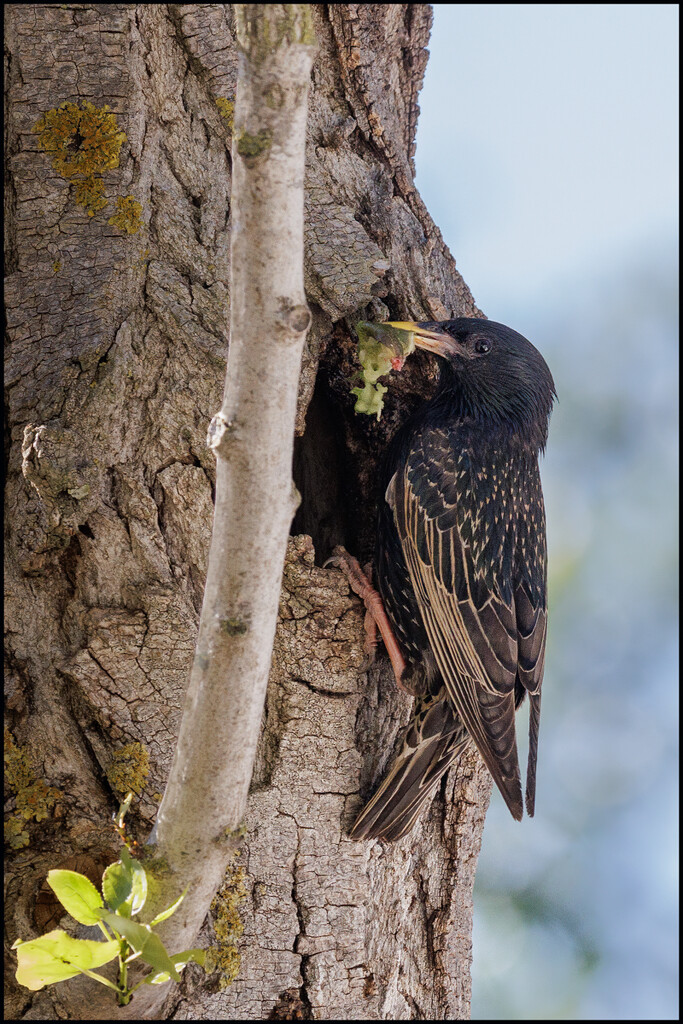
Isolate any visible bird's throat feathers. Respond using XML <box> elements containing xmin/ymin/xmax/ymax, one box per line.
<box><xmin>432</xmin><ymin>359</ymin><xmax>555</xmax><ymax>452</ymax></box>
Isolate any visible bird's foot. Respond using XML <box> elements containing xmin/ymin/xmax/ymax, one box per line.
<box><xmin>325</xmin><ymin>545</ymin><xmax>412</xmax><ymax>694</ymax></box>
<box><xmin>363</xmin><ymin>610</ymin><xmax>378</xmax><ymax>660</ymax></box>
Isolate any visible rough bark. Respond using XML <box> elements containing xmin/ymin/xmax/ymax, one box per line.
<box><xmin>4</xmin><ymin>5</ymin><xmax>491</xmax><ymax>1020</ymax></box>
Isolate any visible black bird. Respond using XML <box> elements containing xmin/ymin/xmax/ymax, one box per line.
<box><xmin>349</xmin><ymin>317</ymin><xmax>556</xmax><ymax>841</ymax></box>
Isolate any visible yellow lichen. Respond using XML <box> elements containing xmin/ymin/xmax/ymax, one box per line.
<box><xmin>4</xmin><ymin>816</ymin><xmax>30</xmax><ymax>850</ymax></box>
<box><xmin>4</xmin><ymin>728</ymin><xmax>61</xmax><ymax>848</ymax></box>
<box><xmin>34</xmin><ymin>101</ymin><xmax>125</xmax><ymax>179</ymax></box>
<box><xmin>108</xmin><ymin>195</ymin><xmax>143</xmax><ymax>234</ymax></box>
<box><xmin>52</xmin><ymin>260</ymin><xmax>61</xmax><ymax>273</ymax></box>
<box><xmin>236</xmin><ymin>127</ymin><xmax>272</xmax><ymax>160</ymax></box>
<box><xmin>5</xmin><ymin>729</ymin><xmax>33</xmax><ymax>792</ymax></box>
<box><xmin>105</xmin><ymin>741</ymin><xmax>150</xmax><ymax>796</ymax></box>
<box><xmin>34</xmin><ymin>101</ymin><xmax>127</xmax><ymax>220</ymax></box>
<box><xmin>73</xmin><ymin>175</ymin><xmax>107</xmax><ymax>216</ymax></box>
<box><xmin>205</xmin><ymin>857</ymin><xmax>248</xmax><ymax>988</ymax></box>
<box><xmin>215</xmin><ymin>97</ymin><xmax>234</xmax><ymax>132</ymax></box>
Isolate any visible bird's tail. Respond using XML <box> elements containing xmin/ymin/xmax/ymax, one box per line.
<box><xmin>349</xmin><ymin>695</ymin><xmax>469</xmax><ymax>842</ymax></box>
<box><xmin>525</xmin><ymin>690</ymin><xmax>541</xmax><ymax>816</ymax></box>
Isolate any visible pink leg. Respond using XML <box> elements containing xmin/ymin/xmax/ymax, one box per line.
<box><xmin>363</xmin><ymin>607</ymin><xmax>378</xmax><ymax>656</ymax></box>
<box><xmin>326</xmin><ymin>546</ymin><xmax>413</xmax><ymax>695</ymax></box>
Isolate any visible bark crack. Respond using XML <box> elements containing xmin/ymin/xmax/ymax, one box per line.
<box><xmin>291</xmin><ymin>821</ymin><xmax>313</xmax><ymax>1020</ymax></box>
<box><xmin>292</xmin><ymin>676</ymin><xmax>355</xmax><ymax>700</ymax></box>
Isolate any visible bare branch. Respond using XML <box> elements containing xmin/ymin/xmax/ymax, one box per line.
<box><xmin>136</xmin><ymin>0</ymin><xmax>317</xmax><ymax>1006</ymax></box>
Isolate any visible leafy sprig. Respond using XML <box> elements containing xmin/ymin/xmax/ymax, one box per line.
<box><xmin>12</xmin><ymin>794</ymin><xmax>204</xmax><ymax>1006</ymax></box>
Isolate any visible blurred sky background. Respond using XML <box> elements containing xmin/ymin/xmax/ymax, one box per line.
<box><xmin>414</xmin><ymin>5</ymin><xmax>678</xmax><ymax>1020</ymax></box>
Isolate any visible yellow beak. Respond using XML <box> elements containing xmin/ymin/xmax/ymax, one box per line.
<box><xmin>384</xmin><ymin>321</ymin><xmax>460</xmax><ymax>359</ymax></box>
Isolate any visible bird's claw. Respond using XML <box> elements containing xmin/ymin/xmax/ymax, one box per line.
<box><xmin>325</xmin><ymin>546</ymin><xmax>373</xmax><ymax>603</ymax></box>
<box><xmin>326</xmin><ymin>545</ymin><xmax>409</xmax><ymax>691</ymax></box>
<box><xmin>326</xmin><ymin>548</ymin><xmax>377</xmax><ymax>654</ymax></box>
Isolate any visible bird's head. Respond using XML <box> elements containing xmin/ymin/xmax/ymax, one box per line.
<box><xmin>387</xmin><ymin>318</ymin><xmax>556</xmax><ymax>448</ymax></box>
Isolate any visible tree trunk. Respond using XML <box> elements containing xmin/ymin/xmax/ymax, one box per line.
<box><xmin>4</xmin><ymin>5</ymin><xmax>491</xmax><ymax>1020</ymax></box>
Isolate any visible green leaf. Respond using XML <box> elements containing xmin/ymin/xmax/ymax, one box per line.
<box><xmin>143</xmin><ymin>951</ymin><xmax>201</xmax><ymax>986</ymax></box>
<box><xmin>98</xmin><ymin>911</ymin><xmax>180</xmax><ymax>982</ymax></box>
<box><xmin>175</xmin><ymin>947</ymin><xmax>205</xmax><ymax>968</ymax></box>
<box><xmin>47</xmin><ymin>870</ymin><xmax>103</xmax><ymax>926</ymax></box>
<box><xmin>142</xmin><ymin>948</ymin><xmax>206</xmax><ymax>986</ymax></box>
<box><xmin>102</xmin><ymin>861</ymin><xmax>133</xmax><ymax>912</ymax></box>
<box><xmin>118</xmin><ymin>848</ymin><xmax>147</xmax><ymax>915</ymax></box>
<box><xmin>149</xmin><ymin>888</ymin><xmax>187</xmax><ymax>927</ymax></box>
<box><xmin>13</xmin><ymin>929</ymin><xmax>119</xmax><ymax>991</ymax></box>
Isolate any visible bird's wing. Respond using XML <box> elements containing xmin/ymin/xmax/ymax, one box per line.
<box><xmin>510</xmin><ymin>456</ymin><xmax>548</xmax><ymax>814</ymax></box>
<box><xmin>515</xmin><ymin>573</ymin><xmax>547</xmax><ymax>815</ymax></box>
<box><xmin>349</xmin><ymin>689</ymin><xmax>469</xmax><ymax>841</ymax></box>
<box><xmin>387</xmin><ymin>429</ymin><xmax>525</xmax><ymax>819</ymax></box>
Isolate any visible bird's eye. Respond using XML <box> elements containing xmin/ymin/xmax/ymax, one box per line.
<box><xmin>474</xmin><ymin>338</ymin><xmax>491</xmax><ymax>355</ymax></box>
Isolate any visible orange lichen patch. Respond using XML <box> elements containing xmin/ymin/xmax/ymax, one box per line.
<box><xmin>34</xmin><ymin>101</ymin><xmax>126</xmax><ymax>179</ymax></box>
<box><xmin>205</xmin><ymin>856</ymin><xmax>248</xmax><ymax>988</ymax></box>
<box><xmin>4</xmin><ymin>816</ymin><xmax>30</xmax><ymax>851</ymax></box>
<box><xmin>4</xmin><ymin>728</ymin><xmax>61</xmax><ymax>849</ymax></box>
<box><xmin>108</xmin><ymin>195</ymin><xmax>143</xmax><ymax>234</ymax></box>
<box><xmin>74</xmin><ymin>175</ymin><xmax>108</xmax><ymax>216</ymax></box>
<box><xmin>105</xmin><ymin>741</ymin><xmax>150</xmax><ymax>796</ymax></box>
<box><xmin>216</xmin><ymin>97</ymin><xmax>235</xmax><ymax>132</ymax></box>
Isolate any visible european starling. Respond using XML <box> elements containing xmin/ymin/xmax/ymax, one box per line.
<box><xmin>348</xmin><ymin>317</ymin><xmax>556</xmax><ymax>841</ymax></box>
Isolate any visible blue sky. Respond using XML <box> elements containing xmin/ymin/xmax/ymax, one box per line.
<box><xmin>415</xmin><ymin>4</ymin><xmax>678</xmax><ymax>318</ymax></box>
<box><xmin>413</xmin><ymin>7</ymin><xmax>678</xmax><ymax>1020</ymax></box>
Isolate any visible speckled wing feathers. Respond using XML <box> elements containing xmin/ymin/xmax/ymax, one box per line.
<box><xmin>515</xmin><ymin>578</ymin><xmax>547</xmax><ymax>814</ymax></box>
<box><xmin>349</xmin><ymin>689</ymin><xmax>469</xmax><ymax>841</ymax></box>
<box><xmin>350</xmin><ymin>417</ymin><xmax>549</xmax><ymax>839</ymax></box>
<box><xmin>397</xmin><ymin>478</ymin><xmax>523</xmax><ymax>819</ymax></box>
<box><xmin>390</xmin><ymin>425</ymin><xmax>548</xmax><ymax>821</ymax></box>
